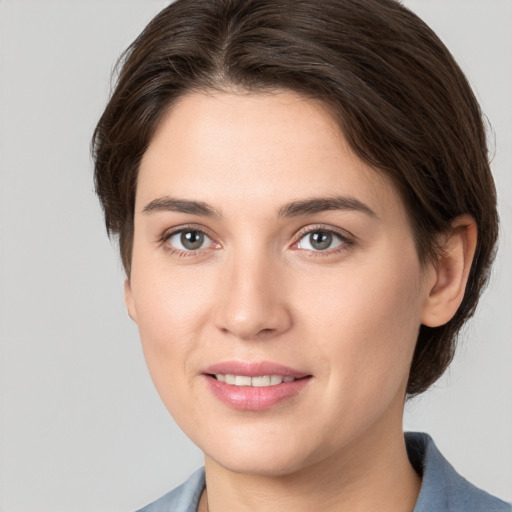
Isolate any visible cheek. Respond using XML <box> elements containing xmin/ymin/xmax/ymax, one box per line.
<box><xmin>129</xmin><ymin>259</ymin><xmax>216</xmax><ymax>398</ymax></box>
<box><xmin>133</xmin><ymin>257</ymin><xmax>214</xmax><ymax>335</ymax></box>
<box><xmin>298</xmin><ymin>249</ymin><xmax>423</xmax><ymax>404</ymax></box>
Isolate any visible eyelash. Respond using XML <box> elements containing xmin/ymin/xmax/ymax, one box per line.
<box><xmin>159</xmin><ymin>224</ymin><xmax>217</xmax><ymax>258</ymax></box>
<box><xmin>159</xmin><ymin>224</ymin><xmax>354</xmax><ymax>258</ymax></box>
<box><xmin>292</xmin><ymin>225</ymin><xmax>354</xmax><ymax>257</ymax></box>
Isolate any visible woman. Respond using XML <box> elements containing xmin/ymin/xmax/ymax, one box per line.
<box><xmin>92</xmin><ymin>0</ymin><xmax>510</xmax><ymax>510</ymax></box>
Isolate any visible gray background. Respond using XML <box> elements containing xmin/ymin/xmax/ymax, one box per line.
<box><xmin>0</xmin><ymin>1</ymin><xmax>510</xmax><ymax>510</ymax></box>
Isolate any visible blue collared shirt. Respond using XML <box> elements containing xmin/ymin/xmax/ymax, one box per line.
<box><xmin>136</xmin><ymin>432</ymin><xmax>510</xmax><ymax>512</ymax></box>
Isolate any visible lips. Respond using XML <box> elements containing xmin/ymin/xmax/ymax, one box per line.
<box><xmin>202</xmin><ymin>361</ymin><xmax>312</xmax><ymax>411</ymax></box>
<box><xmin>214</xmin><ymin>374</ymin><xmax>297</xmax><ymax>386</ymax></box>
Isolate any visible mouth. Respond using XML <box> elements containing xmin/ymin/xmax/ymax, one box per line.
<box><xmin>210</xmin><ymin>374</ymin><xmax>300</xmax><ymax>386</ymax></box>
<box><xmin>202</xmin><ymin>361</ymin><xmax>312</xmax><ymax>411</ymax></box>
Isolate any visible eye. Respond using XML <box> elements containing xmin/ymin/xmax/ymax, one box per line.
<box><xmin>296</xmin><ymin>229</ymin><xmax>346</xmax><ymax>252</ymax></box>
<box><xmin>166</xmin><ymin>229</ymin><xmax>212</xmax><ymax>251</ymax></box>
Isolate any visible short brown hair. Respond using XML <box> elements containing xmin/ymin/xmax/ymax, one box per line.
<box><xmin>92</xmin><ymin>0</ymin><xmax>498</xmax><ymax>395</ymax></box>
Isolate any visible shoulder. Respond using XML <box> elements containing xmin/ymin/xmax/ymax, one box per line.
<box><xmin>406</xmin><ymin>432</ymin><xmax>511</xmax><ymax>512</ymax></box>
<box><xmin>133</xmin><ymin>437</ymin><xmax>511</xmax><ymax>512</ymax></box>
<box><xmin>135</xmin><ymin>467</ymin><xmax>205</xmax><ymax>512</ymax></box>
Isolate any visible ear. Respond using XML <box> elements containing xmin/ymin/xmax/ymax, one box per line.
<box><xmin>421</xmin><ymin>214</ymin><xmax>477</xmax><ymax>327</ymax></box>
<box><xmin>124</xmin><ymin>278</ymin><xmax>138</xmax><ymax>323</ymax></box>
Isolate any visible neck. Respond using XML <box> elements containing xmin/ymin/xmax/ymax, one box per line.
<box><xmin>203</xmin><ymin>424</ymin><xmax>420</xmax><ymax>512</ymax></box>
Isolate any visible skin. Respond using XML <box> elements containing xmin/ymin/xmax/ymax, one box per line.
<box><xmin>125</xmin><ymin>90</ymin><xmax>476</xmax><ymax>512</ymax></box>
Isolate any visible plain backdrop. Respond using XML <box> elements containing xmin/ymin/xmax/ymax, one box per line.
<box><xmin>0</xmin><ymin>1</ymin><xmax>511</xmax><ymax>511</ymax></box>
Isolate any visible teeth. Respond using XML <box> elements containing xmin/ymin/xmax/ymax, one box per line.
<box><xmin>252</xmin><ymin>376</ymin><xmax>271</xmax><ymax>387</ymax></box>
<box><xmin>214</xmin><ymin>374</ymin><xmax>297</xmax><ymax>387</ymax></box>
<box><xmin>270</xmin><ymin>375</ymin><xmax>282</xmax><ymax>385</ymax></box>
<box><xmin>235</xmin><ymin>375</ymin><xmax>252</xmax><ymax>386</ymax></box>
<box><xmin>225</xmin><ymin>374</ymin><xmax>236</xmax><ymax>385</ymax></box>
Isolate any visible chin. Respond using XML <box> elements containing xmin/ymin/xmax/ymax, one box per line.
<box><xmin>210</xmin><ymin>452</ymin><xmax>310</xmax><ymax>477</ymax></box>
<box><xmin>200</xmin><ymin>431</ymin><xmax>321</xmax><ymax>477</ymax></box>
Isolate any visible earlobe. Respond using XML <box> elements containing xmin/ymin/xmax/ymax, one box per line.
<box><xmin>124</xmin><ymin>278</ymin><xmax>138</xmax><ymax>323</ymax></box>
<box><xmin>421</xmin><ymin>214</ymin><xmax>477</xmax><ymax>328</ymax></box>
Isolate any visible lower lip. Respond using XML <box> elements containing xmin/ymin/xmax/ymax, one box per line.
<box><xmin>203</xmin><ymin>375</ymin><xmax>312</xmax><ymax>411</ymax></box>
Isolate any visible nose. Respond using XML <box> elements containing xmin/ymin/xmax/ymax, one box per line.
<box><xmin>213</xmin><ymin>251</ymin><xmax>293</xmax><ymax>340</ymax></box>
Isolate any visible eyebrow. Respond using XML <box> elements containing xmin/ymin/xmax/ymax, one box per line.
<box><xmin>141</xmin><ymin>195</ymin><xmax>376</xmax><ymax>219</ymax></box>
<box><xmin>142</xmin><ymin>197</ymin><xmax>222</xmax><ymax>217</ymax></box>
<box><xmin>278</xmin><ymin>196</ymin><xmax>376</xmax><ymax>218</ymax></box>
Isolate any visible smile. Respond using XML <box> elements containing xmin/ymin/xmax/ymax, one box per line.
<box><xmin>203</xmin><ymin>362</ymin><xmax>312</xmax><ymax>411</ymax></box>
<box><xmin>213</xmin><ymin>374</ymin><xmax>297</xmax><ymax>386</ymax></box>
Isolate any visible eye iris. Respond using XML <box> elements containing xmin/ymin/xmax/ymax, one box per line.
<box><xmin>181</xmin><ymin>231</ymin><xmax>204</xmax><ymax>250</ymax></box>
<box><xmin>310</xmin><ymin>231</ymin><xmax>332</xmax><ymax>250</ymax></box>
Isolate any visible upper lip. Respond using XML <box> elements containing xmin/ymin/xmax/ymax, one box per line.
<box><xmin>203</xmin><ymin>360</ymin><xmax>310</xmax><ymax>378</ymax></box>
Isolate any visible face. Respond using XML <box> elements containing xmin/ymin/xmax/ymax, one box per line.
<box><xmin>126</xmin><ymin>90</ymin><xmax>436</xmax><ymax>476</ymax></box>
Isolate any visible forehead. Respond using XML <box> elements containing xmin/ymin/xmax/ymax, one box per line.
<box><xmin>137</xmin><ymin>90</ymin><xmax>403</xmax><ymax>222</ymax></box>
